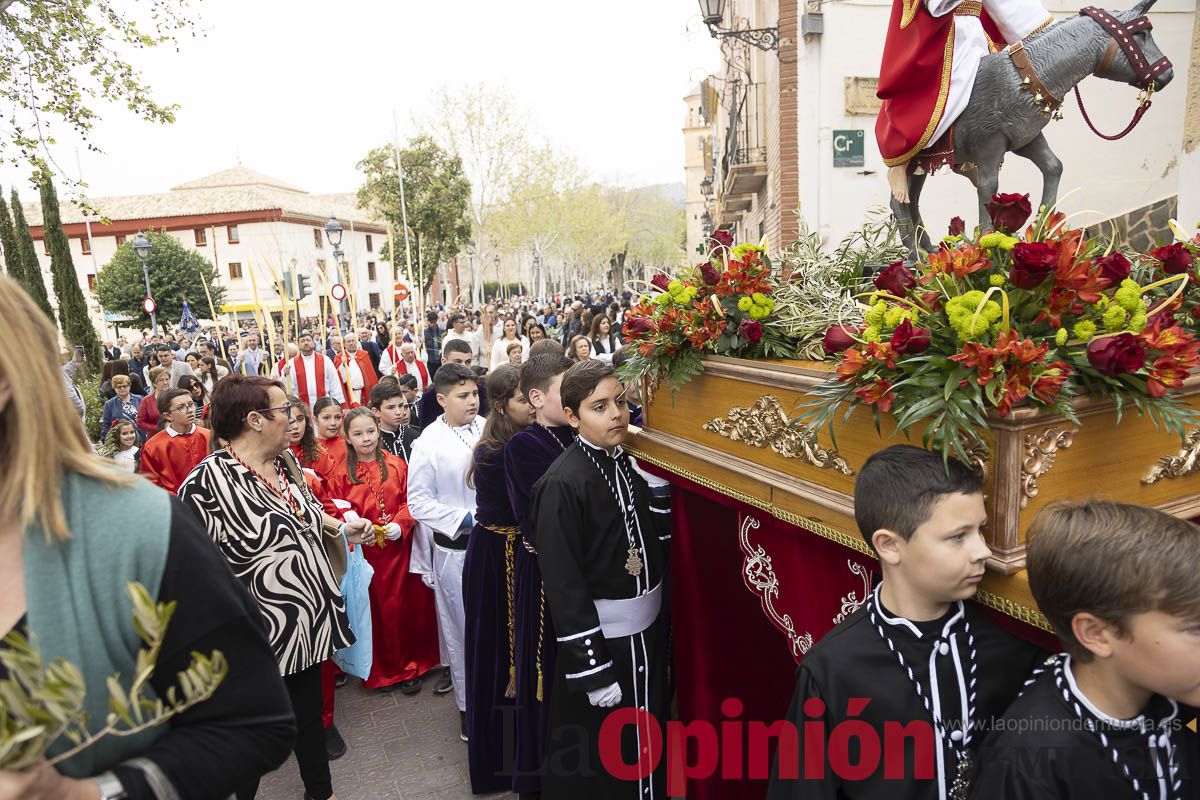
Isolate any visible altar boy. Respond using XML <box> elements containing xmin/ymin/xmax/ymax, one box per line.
<box><xmin>531</xmin><ymin>360</ymin><xmax>668</xmax><ymax>798</ymax></box>
<box><xmin>768</xmin><ymin>444</ymin><xmax>1044</xmax><ymax>800</ymax></box>
<box><xmin>970</xmin><ymin>500</ymin><xmax>1200</xmax><ymax>799</ymax></box>
<box><xmin>407</xmin><ymin>362</ymin><xmax>483</xmax><ymax>741</ymax></box>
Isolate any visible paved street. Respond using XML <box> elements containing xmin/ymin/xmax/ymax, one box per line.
<box><xmin>257</xmin><ymin>674</ymin><xmax>515</xmax><ymax>800</ymax></box>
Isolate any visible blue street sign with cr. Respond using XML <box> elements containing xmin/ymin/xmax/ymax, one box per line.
<box><xmin>833</xmin><ymin>129</ymin><xmax>865</xmax><ymax>168</ymax></box>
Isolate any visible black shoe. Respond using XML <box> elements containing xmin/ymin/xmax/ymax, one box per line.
<box><xmin>459</xmin><ymin>710</ymin><xmax>468</xmax><ymax>742</ymax></box>
<box><xmin>334</xmin><ymin>672</ymin><xmax>348</xmax><ymax>688</ymax></box>
<box><xmin>432</xmin><ymin>669</ymin><xmax>453</xmax><ymax>695</ymax></box>
<box><xmin>398</xmin><ymin>677</ymin><xmax>422</xmax><ymax>695</ymax></box>
<box><xmin>324</xmin><ymin>724</ymin><xmax>347</xmax><ymax>761</ymax></box>
<box><xmin>377</xmin><ymin>681</ymin><xmax>404</xmax><ymax>694</ymax></box>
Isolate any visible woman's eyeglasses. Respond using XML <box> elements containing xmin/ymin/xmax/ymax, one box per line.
<box><xmin>247</xmin><ymin>404</ymin><xmax>295</xmax><ymax>421</ymax></box>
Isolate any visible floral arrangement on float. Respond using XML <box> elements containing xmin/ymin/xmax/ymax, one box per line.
<box><xmin>802</xmin><ymin>193</ymin><xmax>1200</xmax><ymax>463</ymax></box>
<box><xmin>619</xmin><ymin>229</ymin><xmax>795</xmax><ymax>393</ymax></box>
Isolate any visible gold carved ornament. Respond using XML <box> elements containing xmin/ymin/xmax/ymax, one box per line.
<box><xmin>1142</xmin><ymin>428</ymin><xmax>1200</xmax><ymax>485</ymax></box>
<box><xmin>1020</xmin><ymin>427</ymin><xmax>1076</xmax><ymax>508</ymax></box>
<box><xmin>703</xmin><ymin>395</ymin><xmax>854</xmax><ymax>475</ymax></box>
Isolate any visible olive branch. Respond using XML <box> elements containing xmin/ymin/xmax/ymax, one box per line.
<box><xmin>0</xmin><ymin>582</ymin><xmax>228</xmax><ymax>770</ymax></box>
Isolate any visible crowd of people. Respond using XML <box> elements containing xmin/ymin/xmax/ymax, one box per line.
<box><xmin>7</xmin><ymin>269</ymin><xmax>1200</xmax><ymax>800</ymax></box>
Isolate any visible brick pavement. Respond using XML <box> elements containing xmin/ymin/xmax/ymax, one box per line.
<box><xmin>256</xmin><ymin>673</ymin><xmax>515</xmax><ymax>800</ymax></box>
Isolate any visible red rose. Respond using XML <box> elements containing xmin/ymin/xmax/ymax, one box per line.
<box><xmin>698</xmin><ymin>261</ymin><xmax>721</xmax><ymax>286</ymax></box>
<box><xmin>739</xmin><ymin>319</ymin><xmax>763</xmax><ymax>345</ymax></box>
<box><xmin>1152</xmin><ymin>243</ymin><xmax>1195</xmax><ymax>275</ymax></box>
<box><xmin>822</xmin><ymin>323</ymin><xmax>861</xmax><ymax>354</ymax></box>
<box><xmin>1086</xmin><ymin>333</ymin><xmax>1146</xmax><ymax>376</ymax></box>
<box><xmin>1009</xmin><ymin>242</ymin><xmax>1057</xmax><ymax>290</ymax></box>
<box><xmin>948</xmin><ymin>216</ymin><xmax>966</xmax><ymax>237</ymax></box>
<box><xmin>889</xmin><ymin>318</ymin><xmax>931</xmax><ymax>355</ymax></box>
<box><xmin>711</xmin><ymin>230</ymin><xmax>733</xmax><ymax>251</ymax></box>
<box><xmin>623</xmin><ymin>316</ymin><xmax>654</xmax><ymax>337</ymax></box>
<box><xmin>986</xmin><ymin>193</ymin><xmax>1033</xmax><ymax>233</ymax></box>
<box><xmin>650</xmin><ymin>273</ymin><xmax>671</xmax><ymax>292</ymax></box>
<box><xmin>873</xmin><ymin>260</ymin><xmax>917</xmax><ymax>297</ymax></box>
<box><xmin>1094</xmin><ymin>252</ymin><xmax>1131</xmax><ymax>284</ymax></box>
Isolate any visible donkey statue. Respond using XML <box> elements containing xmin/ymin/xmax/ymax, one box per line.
<box><xmin>890</xmin><ymin>0</ymin><xmax>1174</xmax><ymax>258</ymax></box>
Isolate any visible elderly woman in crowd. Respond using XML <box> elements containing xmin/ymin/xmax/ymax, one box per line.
<box><xmin>136</xmin><ymin>366</ymin><xmax>172</xmax><ymax>439</ymax></box>
<box><xmin>177</xmin><ymin>374</ymin><xmax>375</xmax><ymax>800</ymax></box>
<box><xmin>0</xmin><ymin>275</ymin><xmax>295</xmax><ymax>800</ymax></box>
<box><xmin>100</xmin><ymin>373</ymin><xmax>145</xmax><ymax>442</ymax></box>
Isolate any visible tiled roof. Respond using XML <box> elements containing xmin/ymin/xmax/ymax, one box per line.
<box><xmin>23</xmin><ymin>167</ymin><xmax>380</xmax><ymax>228</ymax></box>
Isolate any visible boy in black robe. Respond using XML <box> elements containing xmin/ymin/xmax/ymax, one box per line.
<box><xmin>970</xmin><ymin>500</ymin><xmax>1200</xmax><ymax>799</ymax></box>
<box><xmin>531</xmin><ymin>360</ymin><xmax>668</xmax><ymax>799</ymax></box>
<box><xmin>369</xmin><ymin>379</ymin><xmax>420</xmax><ymax>462</ymax></box>
<box><xmin>503</xmin><ymin>354</ymin><xmax>577</xmax><ymax>797</ymax></box>
<box><xmin>768</xmin><ymin>444</ymin><xmax>1044</xmax><ymax>800</ymax></box>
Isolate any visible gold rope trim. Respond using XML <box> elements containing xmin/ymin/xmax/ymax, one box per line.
<box><xmin>481</xmin><ymin>523</ymin><xmax>521</xmax><ymax>699</ymax></box>
<box><xmin>883</xmin><ymin>24</ymin><xmax>957</xmax><ymax>167</ymax></box>
<box><xmin>536</xmin><ymin>586</ymin><xmax>545</xmax><ymax>702</ymax></box>
<box><xmin>627</xmin><ymin>446</ymin><xmax>1052</xmax><ymax>632</ymax></box>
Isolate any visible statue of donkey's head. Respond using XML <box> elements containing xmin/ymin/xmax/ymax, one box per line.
<box><xmin>1090</xmin><ymin>0</ymin><xmax>1173</xmax><ymax>90</ymax></box>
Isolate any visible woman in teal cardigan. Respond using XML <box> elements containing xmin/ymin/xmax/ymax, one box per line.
<box><xmin>0</xmin><ymin>274</ymin><xmax>296</xmax><ymax>800</ymax></box>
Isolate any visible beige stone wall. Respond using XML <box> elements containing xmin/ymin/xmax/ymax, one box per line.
<box><xmin>1186</xmin><ymin>5</ymin><xmax>1200</xmax><ymax>154</ymax></box>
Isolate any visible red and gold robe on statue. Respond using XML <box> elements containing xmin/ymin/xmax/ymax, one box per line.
<box><xmin>324</xmin><ymin>452</ymin><xmax>440</xmax><ymax>689</ymax></box>
<box><xmin>875</xmin><ymin>0</ymin><xmax>1053</xmax><ymax>166</ymax></box>
<box><xmin>139</xmin><ymin>425</ymin><xmax>212</xmax><ymax>495</ymax></box>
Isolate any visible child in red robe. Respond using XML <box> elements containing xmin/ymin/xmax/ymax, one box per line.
<box><xmin>313</xmin><ymin>396</ymin><xmax>348</xmax><ymax>466</ymax></box>
<box><xmin>324</xmin><ymin>407</ymin><xmax>440</xmax><ymax>694</ymax></box>
<box><xmin>139</xmin><ymin>388</ymin><xmax>211</xmax><ymax>494</ymax></box>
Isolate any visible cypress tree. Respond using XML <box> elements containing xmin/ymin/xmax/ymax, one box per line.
<box><xmin>40</xmin><ymin>177</ymin><xmax>101</xmax><ymax>369</ymax></box>
<box><xmin>0</xmin><ymin>189</ymin><xmax>22</xmax><ymax>281</ymax></box>
<box><xmin>10</xmin><ymin>188</ymin><xmax>55</xmax><ymax>321</ymax></box>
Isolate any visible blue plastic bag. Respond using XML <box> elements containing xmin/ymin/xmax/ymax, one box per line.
<box><xmin>333</xmin><ymin>532</ymin><xmax>374</xmax><ymax>679</ymax></box>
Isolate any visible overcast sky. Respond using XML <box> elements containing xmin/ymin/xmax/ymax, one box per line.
<box><xmin>2</xmin><ymin>0</ymin><xmax>721</xmax><ymax>200</ymax></box>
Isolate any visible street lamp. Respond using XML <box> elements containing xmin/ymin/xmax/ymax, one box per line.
<box><xmin>494</xmin><ymin>253</ymin><xmax>502</xmax><ymax>299</ymax></box>
<box><xmin>700</xmin><ymin>176</ymin><xmax>713</xmax><ymax>197</ymax></box>
<box><xmin>697</xmin><ymin>0</ymin><xmax>779</xmax><ymax>50</ymax></box>
<box><xmin>533</xmin><ymin>252</ymin><xmax>541</xmax><ymax>299</ymax></box>
<box><xmin>130</xmin><ymin>231</ymin><xmax>157</xmax><ymax>335</ymax></box>
<box><xmin>323</xmin><ymin>215</ymin><xmax>346</xmax><ymax>320</ymax></box>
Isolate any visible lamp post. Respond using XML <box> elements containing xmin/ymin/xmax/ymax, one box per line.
<box><xmin>494</xmin><ymin>253</ymin><xmax>502</xmax><ymax>300</ymax></box>
<box><xmin>323</xmin><ymin>215</ymin><xmax>345</xmax><ymax>321</ymax></box>
<box><xmin>697</xmin><ymin>0</ymin><xmax>779</xmax><ymax>50</ymax></box>
<box><xmin>533</xmin><ymin>252</ymin><xmax>541</xmax><ymax>300</ymax></box>
<box><xmin>130</xmin><ymin>231</ymin><xmax>157</xmax><ymax>335</ymax></box>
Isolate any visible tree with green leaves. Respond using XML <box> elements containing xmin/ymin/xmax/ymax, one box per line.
<box><xmin>40</xmin><ymin>177</ymin><xmax>101</xmax><ymax>367</ymax></box>
<box><xmin>96</xmin><ymin>231</ymin><xmax>225</xmax><ymax>330</ymax></box>
<box><xmin>10</xmin><ymin>187</ymin><xmax>54</xmax><ymax>320</ymax></box>
<box><xmin>0</xmin><ymin>189</ymin><xmax>20</xmax><ymax>279</ymax></box>
<box><xmin>0</xmin><ymin>0</ymin><xmax>197</xmax><ymax>191</ymax></box>
<box><xmin>357</xmin><ymin>135</ymin><xmax>472</xmax><ymax>297</ymax></box>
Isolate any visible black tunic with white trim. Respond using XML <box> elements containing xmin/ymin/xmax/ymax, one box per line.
<box><xmin>531</xmin><ymin>438</ymin><xmax>669</xmax><ymax>799</ymax></box>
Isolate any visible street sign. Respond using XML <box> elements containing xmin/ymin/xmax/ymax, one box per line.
<box><xmin>833</xmin><ymin>129</ymin><xmax>865</xmax><ymax>168</ymax></box>
<box><xmin>394</xmin><ymin>282</ymin><xmax>410</xmax><ymax>302</ymax></box>
<box><xmin>143</xmin><ymin>297</ymin><xmax>157</xmax><ymax>315</ymax></box>
<box><xmin>330</xmin><ymin>282</ymin><xmax>347</xmax><ymax>302</ymax></box>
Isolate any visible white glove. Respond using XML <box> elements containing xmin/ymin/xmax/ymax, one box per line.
<box><xmin>586</xmin><ymin>682</ymin><xmax>622</xmax><ymax>708</ymax></box>
<box><xmin>420</xmin><ymin>572</ymin><xmax>436</xmax><ymax>589</ymax></box>
<box><xmin>383</xmin><ymin>522</ymin><xmax>404</xmax><ymax>541</ymax></box>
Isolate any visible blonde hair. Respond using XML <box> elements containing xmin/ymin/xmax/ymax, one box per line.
<box><xmin>149</xmin><ymin>366</ymin><xmax>169</xmax><ymax>389</ymax></box>
<box><xmin>0</xmin><ymin>275</ymin><xmax>133</xmax><ymax>540</ymax></box>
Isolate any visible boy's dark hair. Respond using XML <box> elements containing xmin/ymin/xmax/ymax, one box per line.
<box><xmin>611</xmin><ymin>346</ymin><xmax>632</xmax><ymax>371</ymax></box>
<box><xmin>854</xmin><ymin>444</ymin><xmax>983</xmax><ymax>553</ymax></box>
<box><xmin>369</xmin><ymin>380</ymin><xmax>404</xmax><ymax>409</ymax></box>
<box><xmin>157</xmin><ymin>388</ymin><xmax>192</xmax><ymax>416</ymax></box>
<box><xmin>443</xmin><ymin>338</ymin><xmax>472</xmax><ymax>358</ymax></box>
<box><xmin>528</xmin><ymin>339</ymin><xmax>565</xmax><ymax>358</ymax></box>
<box><xmin>434</xmin><ymin>362</ymin><xmax>477</xmax><ymax>395</ymax></box>
<box><xmin>1028</xmin><ymin>499</ymin><xmax>1200</xmax><ymax>662</ymax></box>
<box><xmin>426</xmin><ymin>310</ymin><xmax>439</xmax><ymax>324</ymax></box>
<box><xmin>448</xmin><ymin>312</ymin><xmax>466</xmax><ymax>327</ymax></box>
<box><xmin>395</xmin><ymin>373</ymin><xmax>418</xmax><ymax>391</ymax></box>
<box><xmin>560</xmin><ymin>360</ymin><xmax>614</xmax><ymax>417</ymax></box>
<box><xmin>521</xmin><ymin>354</ymin><xmax>573</xmax><ymax>398</ymax></box>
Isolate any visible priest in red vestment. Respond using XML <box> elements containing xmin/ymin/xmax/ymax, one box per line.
<box><xmin>333</xmin><ymin>338</ymin><xmax>379</xmax><ymax>408</ymax></box>
<box><xmin>876</xmin><ymin>0</ymin><xmax>1052</xmax><ymax>192</ymax></box>
<box><xmin>139</xmin><ymin>388</ymin><xmax>212</xmax><ymax>494</ymax></box>
<box><xmin>324</xmin><ymin>408</ymin><xmax>440</xmax><ymax>692</ymax></box>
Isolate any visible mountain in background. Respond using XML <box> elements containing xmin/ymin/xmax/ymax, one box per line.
<box><xmin>641</xmin><ymin>182</ymin><xmax>685</xmax><ymax>209</ymax></box>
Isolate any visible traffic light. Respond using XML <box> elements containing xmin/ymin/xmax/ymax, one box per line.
<box><xmin>297</xmin><ymin>274</ymin><xmax>311</xmax><ymax>300</ymax></box>
<box><xmin>281</xmin><ymin>269</ymin><xmax>294</xmax><ymax>300</ymax></box>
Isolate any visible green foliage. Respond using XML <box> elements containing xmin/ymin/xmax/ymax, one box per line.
<box><xmin>0</xmin><ymin>0</ymin><xmax>196</xmax><ymax>190</ymax></box>
<box><xmin>96</xmin><ymin>230</ymin><xmax>225</xmax><ymax>329</ymax></box>
<box><xmin>78</xmin><ymin>374</ymin><xmax>103</xmax><ymax>442</ymax></box>
<box><xmin>41</xmin><ymin>177</ymin><xmax>102</xmax><ymax>369</ymax></box>
<box><xmin>357</xmin><ymin>136</ymin><xmax>472</xmax><ymax>295</ymax></box>
<box><xmin>0</xmin><ymin>189</ymin><xmax>20</xmax><ymax>280</ymax></box>
<box><xmin>10</xmin><ymin>187</ymin><xmax>54</xmax><ymax>321</ymax></box>
<box><xmin>0</xmin><ymin>582</ymin><xmax>228</xmax><ymax>770</ymax></box>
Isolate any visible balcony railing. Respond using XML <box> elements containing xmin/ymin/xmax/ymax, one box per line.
<box><xmin>720</xmin><ymin>81</ymin><xmax>768</xmax><ymax>200</ymax></box>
